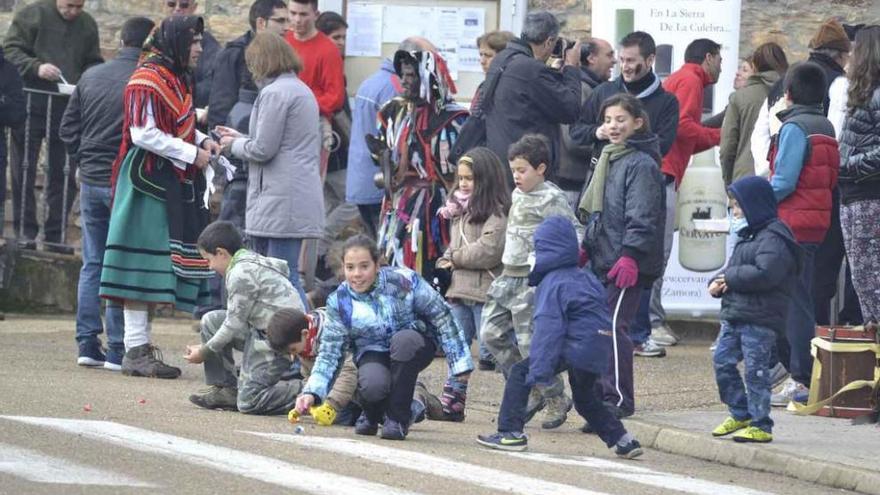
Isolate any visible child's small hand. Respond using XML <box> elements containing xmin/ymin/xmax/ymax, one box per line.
<box><xmin>708</xmin><ymin>279</ymin><xmax>728</xmax><ymax>297</ymax></box>
<box><xmin>184</xmin><ymin>344</ymin><xmax>205</xmax><ymax>364</ymax></box>
<box><xmin>295</xmin><ymin>393</ymin><xmax>315</xmax><ymax>414</ymax></box>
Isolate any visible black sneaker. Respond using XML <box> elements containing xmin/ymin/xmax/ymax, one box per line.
<box><xmin>77</xmin><ymin>340</ymin><xmax>106</xmax><ymax>367</ymax></box>
<box><xmin>189</xmin><ymin>385</ymin><xmax>238</xmax><ymax>411</ymax></box>
<box><xmin>380</xmin><ymin>418</ymin><xmax>409</xmax><ymax>440</ymax></box>
<box><xmin>354</xmin><ymin>412</ymin><xmax>379</xmax><ymax>436</ymax></box>
<box><xmin>478</xmin><ymin>359</ymin><xmax>496</xmax><ymax>371</ymax></box>
<box><xmin>615</xmin><ymin>439</ymin><xmax>644</xmax><ymax>459</ymax></box>
<box><xmin>580</xmin><ymin>422</ymin><xmax>594</xmax><ymax>434</ymax></box>
<box><xmin>121</xmin><ymin>344</ymin><xmax>181</xmax><ymax>379</ymax></box>
<box><xmin>476</xmin><ymin>432</ymin><xmax>528</xmax><ymax>452</ymax></box>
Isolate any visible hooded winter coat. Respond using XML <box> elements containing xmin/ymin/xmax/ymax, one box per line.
<box><xmin>526</xmin><ymin>216</ymin><xmax>613</xmax><ymax>386</ymax></box>
<box><xmin>720</xmin><ymin>70</ymin><xmax>781</xmax><ymax>185</ymax></box>
<box><xmin>716</xmin><ymin>176</ymin><xmax>803</xmax><ymax>334</ymax></box>
<box><xmin>583</xmin><ymin>133</ymin><xmax>666</xmax><ymax>287</ymax></box>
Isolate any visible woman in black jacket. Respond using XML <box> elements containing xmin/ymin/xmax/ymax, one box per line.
<box><xmin>839</xmin><ymin>26</ymin><xmax>880</xmax><ymax>325</ymax></box>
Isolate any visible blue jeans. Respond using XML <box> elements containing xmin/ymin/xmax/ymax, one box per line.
<box><xmin>450</xmin><ymin>301</ymin><xmax>492</xmax><ymax>362</ymax></box>
<box><xmin>75</xmin><ymin>183</ymin><xmax>123</xmax><ymax>349</ymax></box>
<box><xmin>713</xmin><ymin>321</ymin><xmax>775</xmax><ymax>433</ymax></box>
<box><xmin>498</xmin><ymin>358</ymin><xmax>627</xmax><ymax>448</ymax></box>
<box><xmin>251</xmin><ymin>236</ymin><xmax>308</xmax><ymax>310</ymax></box>
<box><xmin>786</xmin><ymin>242</ymin><xmax>818</xmax><ymax>386</ymax></box>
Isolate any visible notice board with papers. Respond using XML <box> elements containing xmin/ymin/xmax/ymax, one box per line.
<box><xmin>343</xmin><ymin>0</ymin><xmax>500</xmax><ymax>104</ymax></box>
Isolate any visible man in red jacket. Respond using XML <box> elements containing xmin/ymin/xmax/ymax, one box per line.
<box><xmin>662</xmin><ymin>38</ymin><xmax>722</xmax><ymax>188</ymax></box>
<box><xmin>646</xmin><ymin>39</ymin><xmax>722</xmax><ymax>348</ymax></box>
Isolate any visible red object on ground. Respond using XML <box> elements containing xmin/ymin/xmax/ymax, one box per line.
<box><xmin>83</xmin><ymin>404</ymin><xmax>92</xmax><ymax>412</ymax></box>
<box><xmin>138</xmin><ymin>398</ymin><xmax>147</xmax><ymax>404</ymax></box>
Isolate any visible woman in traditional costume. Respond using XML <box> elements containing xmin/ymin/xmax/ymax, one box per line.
<box><xmin>100</xmin><ymin>16</ymin><xmax>220</xmax><ymax>379</ymax></box>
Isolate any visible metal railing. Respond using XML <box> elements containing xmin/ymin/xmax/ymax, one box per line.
<box><xmin>5</xmin><ymin>87</ymin><xmax>77</xmax><ymax>254</ymax></box>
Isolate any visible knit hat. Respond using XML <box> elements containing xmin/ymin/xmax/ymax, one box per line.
<box><xmin>809</xmin><ymin>19</ymin><xmax>852</xmax><ymax>52</ymax></box>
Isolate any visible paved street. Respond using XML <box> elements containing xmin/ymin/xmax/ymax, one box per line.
<box><xmin>0</xmin><ymin>315</ymin><xmax>865</xmax><ymax>495</ymax></box>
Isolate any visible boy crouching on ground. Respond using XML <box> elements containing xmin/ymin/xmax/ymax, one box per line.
<box><xmin>476</xmin><ymin>216</ymin><xmax>643</xmax><ymax>458</ymax></box>
<box><xmin>184</xmin><ymin>221</ymin><xmax>305</xmax><ymax>414</ymax></box>
<box><xmin>709</xmin><ymin>176</ymin><xmax>803</xmax><ymax>443</ymax></box>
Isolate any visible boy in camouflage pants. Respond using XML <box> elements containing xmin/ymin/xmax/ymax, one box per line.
<box><xmin>480</xmin><ymin>135</ymin><xmax>584</xmax><ymax>429</ymax></box>
<box><xmin>184</xmin><ymin>221</ymin><xmax>305</xmax><ymax>415</ymax></box>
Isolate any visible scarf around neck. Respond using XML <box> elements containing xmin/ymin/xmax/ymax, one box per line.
<box><xmin>578</xmin><ymin>143</ymin><xmax>634</xmax><ymax>218</ymax></box>
<box><xmin>437</xmin><ymin>190</ymin><xmax>471</xmax><ymax>219</ymax></box>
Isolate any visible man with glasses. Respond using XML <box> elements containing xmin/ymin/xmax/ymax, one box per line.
<box><xmin>164</xmin><ymin>0</ymin><xmax>220</xmax><ymax>115</ymax></box>
<box><xmin>3</xmin><ymin>0</ymin><xmax>103</xmax><ymax>253</ymax></box>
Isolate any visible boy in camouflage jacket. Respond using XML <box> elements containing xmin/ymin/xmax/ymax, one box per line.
<box><xmin>480</xmin><ymin>135</ymin><xmax>584</xmax><ymax>430</ymax></box>
<box><xmin>184</xmin><ymin>221</ymin><xmax>305</xmax><ymax>415</ymax></box>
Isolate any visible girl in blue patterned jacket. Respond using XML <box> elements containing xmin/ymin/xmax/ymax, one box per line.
<box><xmin>294</xmin><ymin>235</ymin><xmax>474</xmax><ymax>440</ymax></box>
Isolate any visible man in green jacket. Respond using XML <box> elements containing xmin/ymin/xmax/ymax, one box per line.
<box><xmin>3</xmin><ymin>0</ymin><xmax>102</xmax><ymax>253</ymax></box>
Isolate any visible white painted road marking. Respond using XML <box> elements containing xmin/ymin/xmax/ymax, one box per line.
<box><xmin>0</xmin><ymin>443</ymin><xmax>155</xmax><ymax>487</ymax></box>
<box><xmin>0</xmin><ymin>416</ymin><xmax>421</xmax><ymax>495</ymax></box>
<box><xmin>247</xmin><ymin>431</ymin><xmax>611</xmax><ymax>495</ymax></box>
<box><xmin>501</xmin><ymin>451</ymin><xmax>775</xmax><ymax>495</ymax></box>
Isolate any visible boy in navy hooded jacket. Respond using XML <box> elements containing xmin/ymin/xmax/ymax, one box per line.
<box><xmin>476</xmin><ymin>216</ymin><xmax>643</xmax><ymax>458</ymax></box>
<box><xmin>709</xmin><ymin>176</ymin><xmax>803</xmax><ymax>443</ymax></box>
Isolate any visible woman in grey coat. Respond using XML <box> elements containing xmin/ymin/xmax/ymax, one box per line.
<box><xmin>217</xmin><ymin>32</ymin><xmax>324</xmax><ymax>307</ymax></box>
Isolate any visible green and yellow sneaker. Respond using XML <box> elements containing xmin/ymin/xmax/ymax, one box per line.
<box><xmin>476</xmin><ymin>432</ymin><xmax>528</xmax><ymax>452</ymax></box>
<box><xmin>732</xmin><ymin>426</ymin><xmax>773</xmax><ymax>443</ymax></box>
<box><xmin>712</xmin><ymin>417</ymin><xmax>751</xmax><ymax>437</ymax></box>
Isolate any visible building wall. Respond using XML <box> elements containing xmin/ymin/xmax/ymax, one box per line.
<box><xmin>2</xmin><ymin>0</ymin><xmax>877</xmax><ymax>61</ymax></box>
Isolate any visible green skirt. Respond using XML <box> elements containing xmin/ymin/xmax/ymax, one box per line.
<box><xmin>99</xmin><ymin>149</ymin><xmax>211</xmax><ymax>313</ymax></box>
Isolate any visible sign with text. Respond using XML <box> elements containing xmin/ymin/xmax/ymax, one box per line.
<box><xmin>591</xmin><ymin>0</ymin><xmax>742</xmax><ymax>115</ymax></box>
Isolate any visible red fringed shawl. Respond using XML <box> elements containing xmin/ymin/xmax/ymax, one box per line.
<box><xmin>110</xmin><ymin>62</ymin><xmax>197</xmax><ymax>190</ymax></box>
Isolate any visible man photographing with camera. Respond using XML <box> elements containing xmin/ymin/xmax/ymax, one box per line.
<box><xmin>481</xmin><ymin>11</ymin><xmax>582</xmax><ymax>180</ymax></box>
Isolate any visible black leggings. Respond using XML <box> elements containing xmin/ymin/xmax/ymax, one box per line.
<box><xmin>356</xmin><ymin>330</ymin><xmax>436</xmax><ymax>423</ymax></box>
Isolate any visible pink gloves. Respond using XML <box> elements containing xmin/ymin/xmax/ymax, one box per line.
<box><xmin>608</xmin><ymin>256</ymin><xmax>639</xmax><ymax>288</ymax></box>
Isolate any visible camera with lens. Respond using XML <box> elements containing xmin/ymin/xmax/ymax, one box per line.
<box><xmin>551</xmin><ymin>37</ymin><xmax>576</xmax><ymax>59</ymax></box>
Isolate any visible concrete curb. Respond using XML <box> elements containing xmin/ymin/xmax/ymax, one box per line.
<box><xmin>626</xmin><ymin>419</ymin><xmax>880</xmax><ymax>495</ymax></box>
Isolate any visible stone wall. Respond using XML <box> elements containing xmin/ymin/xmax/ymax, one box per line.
<box><xmin>2</xmin><ymin>1</ymin><xmax>877</xmax><ymax>60</ymax></box>
<box><xmin>535</xmin><ymin>0</ymin><xmax>880</xmax><ymax>63</ymax></box>
<box><xmin>0</xmin><ymin>0</ymin><xmax>257</xmax><ymax>58</ymax></box>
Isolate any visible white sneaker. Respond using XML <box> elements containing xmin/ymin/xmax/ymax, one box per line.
<box><xmin>771</xmin><ymin>378</ymin><xmax>807</xmax><ymax>407</ymax></box>
<box><xmin>769</xmin><ymin>362</ymin><xmax>790</xmax><ymax>389</ymax></box>
<box><xmin>650</xmin><ymin>324</ymin><xmax>680</xmax><ymax>346</ymax></box>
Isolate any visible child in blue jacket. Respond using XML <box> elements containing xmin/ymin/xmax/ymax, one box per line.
<box><xmin>709</xmin><ymin>176</ymin><xmax>803</xmax><ymax>443</ymax></box>
<box><xmin>476</xmin><ymin>216</ymin><xmax>643</xmax><ymax>458</ymax></box>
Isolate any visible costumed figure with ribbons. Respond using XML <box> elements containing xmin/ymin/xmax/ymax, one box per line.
<box><xmin>100</xmin><ymin>16</ymin><xmax>221</xmax><ymax>379</ymax></box>
<box><xmin>368</xmin><ymin>49</ymin><xmax>468</xmax><ymax>284</ymax></box>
